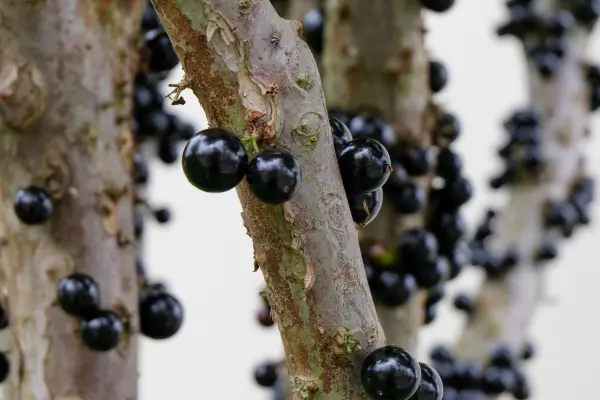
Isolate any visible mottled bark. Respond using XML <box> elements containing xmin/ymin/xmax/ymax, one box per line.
<box><xmin>323</xmin><ymin>0</ymin><xmax>434</xmax><ymax>350</ymax></box>
<box><xmin>455</xmin><ymin>0</ymin><xmax>591</xmax><ymax>371</ymax></box>
<box><xmin>151</xmin><ymin>1</ymin><xmax>385</xmax><ymax>399</ymax></box>
<box><xmin>0</xmin><ymin>1</ymin><xmax>142</xmax><ymax>399</ymax></box>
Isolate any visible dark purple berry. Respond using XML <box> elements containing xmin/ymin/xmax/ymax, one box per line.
<box><xmin>247</xmin><ymin>150</ymin><xmax>302</xmax><ymax>205</ymax></box>
<box><xmin>388</xmin><ymin>181</ymin><xmax>426</xmax><ymax>214</ymax></box>
<box><xmin>436</xmin><ymin>148</ymin><xmax>463</xmax><ymax>180</ymax></box>
<box><xmin>0</xmin><ymin>305</ymin><xmax>7</xmax><ymax>330</ymax></box>
<box><xmin>395</xmin><ymin>147</ymin><xmax>435</xmax><ymax>177</ymax></box>
<box><xmin>257</xmin><ymin>306</ymin><xmax>274</xmax><ymax>327</ymax></box>
<box><xmin>397</xmin><ymin>228</ymin><xmax>439</xmax><ymax>267</ymax></box>
<box><xmin>141</xmin><ymin>2</ymin><xmax>161</xmax><ymax>31</ymax></box>
<box><xmin>79</xmin><ymin>310</ymin><xmax>124</xmax><ymax>352</ymax></box>
<box><xmin>430</xmin><ymin>345</ymin><xmax>454</xmax><ymax>364</ymax></box>
<box><xmin>254</xmin><ymin>362</ymin><xmax>278</xmax><ymax>387</ymax></box>
<box><xmin>14</xmin><ymin>187</ymin><xmax>54</xmax><ymax>225</ymax></box>
<box><xmin>57</xmin><ymin>273</ymin><xmax>101</xmax><ymax>317</ymax></box>
<box><xmin>338</xmin><ymin>138</ymin><xmax>392</xmax><ymax>193</ymax></box>
<box><xmin>182</xmin><ymin>128</ymin><xmax>248</xmax><ymax>193</ymax></box>
<box><xmin>411</xmin><ymin>362</ymin><xmax>444</xmax><ymax>400</ymax></box>
<box><xmin>347</xmin><ymin>188</ymin><xmax>384</xmax><ymax>227</ymax></box>
<box><xmin>453</xmin><ymin>294</ymin><xmax>474</xmax><ymax>314</ymax></box>
<box><xmin>434</xmin><ymin>113</ymin><xmax>461</xmax><ymax>145</ymax></box>
<box><xmin>361</xmin><ymin>346</ymin><xmax>421</xmax><ymax>399</ymax></box>
<box><xmin>330</xmin><ymin>116</ymin><xmax>353</xmax><ymax>155</ymax></box>
<box><xmin>0</xmin><ymin>353</ymin><xmax>9</xmax><ymax>383</ymax></box>
<box><xmin>489</xmin><ymin>345</ymin><xmax>515</xmax><ymax>368</ymax></box>
<box><xmin>426</xmin><ymin>285</ymin><xmax>446</xmax><ymax>306</ymax></box>
<box><xmin>375</xmin><ymin>271</ymin><xmax>417</xmax><ymax>307</ymax></box>
<box><xmin>421</xmin><ymin>0</ymin><xmax>455</xmax><ymax>12</ymax></box>
<box><xmin>429</xmin><ymin>60</ymin><xmax>449</xmax><ymax>93</ymax></box>
<box><xmin>424</xmin><ymin>306</ymin><xmax>437</xmax><ymax>326</ymax></box>
<box><xmin>520</xmin><ymin>342</ymin><xmax>535</xmax><ymax>360</ymax></box>
<box><xmin>153</xmin><ymin>207</ymin><xmax>171</xmax><ymax>224</ymax></box>
<box><xmin>412</xmin><ymin>257</ymin><xmax>448</xmax><ymax>288</ymax></box>
<box><xmin>139</xmin><ymin>291</ymin><xmax>184</xmax><ymax>340</ymax></box>
<box><xmin>145</xmin><ymin>28</ymin><xmax>179</xmax><ymax>73</ymax></box>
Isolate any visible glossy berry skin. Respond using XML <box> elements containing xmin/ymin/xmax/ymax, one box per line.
<box><xmin>153</xmin><ymin>208</ymin><xmax>171</xmax><ymax>224</ymax></box>
<box><xmin>0</xmin><ymin>305</ymin><xmax>7</xmax><ymax>330</ymax></box>
<box><xmin>489</xmin><ymin>345</ymin><xmax>515</xmax><ymax>368</ymax></box>
<box><xmin>79</xmin><ymin>310</ymin><xmax>124</xmax><ymax>352</ymax></box>
<box><xmin>421</xmin><ymin>0</ymin><xmax>455</xmax><ymax>12</ymax></box>
<box><xmin>439</xmin><ymin>177</ymin><xmax>473</xmax><ymax>210</ymax></box>
<box><xmin>436</xmin><ymin>148</ymin><xmax>463</xmax><ymax>180</ymax></box>
<box><xmin>246</xmin><ymin>151</ymin><xmax>301</xmax><ymax>205</ymax></box>
<box><xmin>451</xmin><ymin>361</ymin><xmax>482</xmax><ymax>390</ymax></box>
<box><xmin>429</xmin><ymin>61</ymin><xmax>449</xmax><ymax>94</ymax></box>
<box><xmin>347</xmin><ymin>188</ymin><xmax>384</xmax><ymax>227</ymax></box>
<box><xmin>257</xmin><ymin>306</ymin><xmax>274</xmax><ymax>327</ymax></box>
<box><xmin>388</xmin><ymin>181</ymin><xmax>426</xmax><ymax>214</ymax></box>
<box><xmin>453</xmin><ymin>294</ymin><xmax>474</xmax><ymax>314</ymax></box>
<box><xmin>395</xmin><ymin>147</ymin><xmax>435</xmax><ymax>177</ymax></box>
<box><xmin>430</xmin><ymin>344</ymin><xmax>454</xmax><ymax>364</ymax></box>
<box><xmin>182</xmin><ymin>128</ymin><xmax>248</xmax><ymax>193</ymax></box>
<box><xmin>434</xmin><ymin>113</ymin><xmax>461</xmax><ymax>145</ymax></box>
<box><xmin>338</xmin><ymin>138</ymin><xmax>392</xmax><ymax>193</ymax></box>
<box><xmin>412</xmin><ymin>257</ymin><xmax>448</xmax><ymax>289</ymax></box>
<box><xmin>254</xmin><ymin>362</ymin><xmax>278</xmax><ymax>387</ymax></box>
<box><xmin>330</xmin><ymin>116</ymin><xmax>353</xmax><ymax>155</ymax></box>
<box><xmin>375</xmin><ymin>271</ymin><xmax>417</xmax><ymax>307</ymax></box>
<box><xmin>410</xmin><ymin>363</ymin><xmax>443</xmax><ymax>400</ymax></box>
<box><xmin>57</xmin><ymin>273</ymin><xmax>101</xmax><ymax>317</ymax></box>
<box><xmin>397</xmin><ymin>228</ymin><xmax>439</xmax><ymax>268</ymax></box>
<box><xmin>361</xmin><ymin>346</ymin><xmax>421</xmax><ymax>400</ymax></box>
<box><xmin>145</xmin><ymin>28</ymin><xmax>179</xmax><ymax>73</ymax></box>
<box><xmin>348</xmin><ymin>113</ymin><xmax>397</xmax><ymax>148</ymax></box>
<box><xmin>139</xmin><ymin>291</ymin><xmax>184</xmax><ymax>339</ymax></box>
<box><xmin>0</xmin><ymin>353</ymin><xmax>9</xmax><ymax>383</ymax></box>
<box><xmin>14</xmin><ymin>187</ymin><xmax>54</xmax><ymax>225</ymax></box>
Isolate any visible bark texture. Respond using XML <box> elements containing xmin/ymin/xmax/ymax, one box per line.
<box><xmin>0</xmin><ymin>1</ymin><xmax>142</xmax><ymax>399</ymax></box>
<box><xmin>323</xmin><ymin>0</ymin><xmax>434</xmax><ymax>350</ymax></box>
<box><xmin>151</xmin><ymin>1</ymin><xmax>385</xmax><ymax>399</ymax></box>
<box><xmin>455</xmin><ymin>0</ymin><xmax>591</xmax><ymax>367</ymax></box>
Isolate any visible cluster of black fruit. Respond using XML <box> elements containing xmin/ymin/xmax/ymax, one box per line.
<box><xmin>429</xmin><ymin>343</ymin><xmax>534</xmax><ymax>399</ymax></box>
<box><xmin>132</xmin><ymin>1</ymin><xmax>186</xmax><ymax>344</ymax></box>
<box><xmin>490</xmin><ymin>108</ymin><xmax>544</xmax><ymax>189</ymax></box>
<box><xmin>257</xmin><ymin>344</ymin><xmax>445</xmax><ymax>400</ymax></box>
<box><xmin>181</xmin><ymin>128</ymin><xmax>302</xmax><ymax>205</ymax></box>
<box><xmin>497</xmin><ymin>0</ymin><xmax>599</xmax><ymax>79</ymax></box>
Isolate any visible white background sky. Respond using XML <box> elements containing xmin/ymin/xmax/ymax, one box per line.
<box><xmin>139</xmin><ymin>1</ymin><xmax>600</xmax><ymax>399</ymax></box>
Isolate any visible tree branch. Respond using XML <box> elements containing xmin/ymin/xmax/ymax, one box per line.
<box><xmin>323</xmin><ymin>0</ymin><xmax>434</xmax><ymax>350</ymax></box>
<box><xmin>0</xmin><ymin>1</ymin><xmax>141</xmax><ymax>398</ymax></box>
<box><xmin>455</xmin><ymin>0</ymin><xmax>592</xmax><ymax>368</ymax></box>
<box><xmin>151</xmin><ymin>1</ymin><xmax>385</xmax><ymax>398</ymax></box>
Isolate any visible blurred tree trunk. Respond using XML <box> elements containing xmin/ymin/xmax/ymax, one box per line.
<box><xmin>0</xmin><ymin>1</ymin><xmax>142</xmax><ymax>398</ymax></box>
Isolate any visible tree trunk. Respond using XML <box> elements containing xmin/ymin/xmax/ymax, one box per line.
<box><xmin>323</xmin><ymin>0</ymin><xmax>435</xmax><ymax>350</ymax></box>
<box><xmin>0</xmin><ymin>1</ymin><xmax>141</xmax><ymax>398</ymax></box>
<box><xmin>151</xmin><ymin>1</ymin><xmax>386</xmax><ymax>399</ymax></box>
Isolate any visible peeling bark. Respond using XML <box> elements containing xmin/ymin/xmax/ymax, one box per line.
<box><xmin>0</xmin><ymin>1</ymin><xmax>142</xmax><ymax>399</ymax></box>
<box><xmin>454</xmin><ymin>0</ymin><xmax>591</xmax><ymax>373</ymax></box>
<box><xmin>323</xmin><ymin>0</ymin><xmax>434</xmax><ymax>350</ymax></box>
<box><xmin>151</xmin><ymin>1</ymin><xmax>385</xmax><ymax>399</ymax></box>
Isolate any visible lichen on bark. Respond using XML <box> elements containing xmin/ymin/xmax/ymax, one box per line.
<box><xmin>0</xmin><ymin>1</ymin><xmax>142</xmax><ymax>398</ymax></box>
<box><xmin>151</xmin><ymin>0</ymin><xmax>386</xmax><ymax>399</ymax></box>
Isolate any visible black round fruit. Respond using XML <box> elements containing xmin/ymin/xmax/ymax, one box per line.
<box><xmin>429</xmin><ymin>60</ymin><xmax>449</xmax><ymax>94</ymax></box>
<box><xmin>375</xmin><ymin>271</ymin><xmax>417</xmax><ymax>307</ymax></box>
<box><xmin>347</xmin><ymin>188</ymin><xmax>384</xmax><ymax>227</ymax></box>
<box><xmin>57</xmin><ymin>273</ymin><xmax>101</xmax><ymax>317</ymax></box>
<box><xmin>79</xmin><ymin>310</ymin><xmax>124</xmax><ymax>352</ymax></box>
<box><xmin>246</xmin><ymin>150</ymin><xmax>302</xmax><ymax>205</ymax></box>
<box><xmin>254</xmin><ymin>362</ymin><xmax>278</xmax><ymax>387</ymax></box>
<box><xmin>395</xmin><ymin>147</ymin><xmax>435</xmax><ymax>177</ymax></box>
<box><xmin>0</xmin><ymin>353</ymin><xmax>9</xmax><ymax>383</ymax></box>
<box><xmin>361</xmin><ymin>345</ymin><xmax>421</xmax><ymax>399</ymax></box>
<box><xmin>338</xmin><ymin>138</ymin><xmax>392</xmax><ymax>193</ymax></box>
<box><xmin>14</xmin><ymin>187</ymin><xmax>54</xmax><ymax>225</ymax></box>
<box><xmin>140</xmin><ymin>291</ymin><xmax>184</xmax><ymax>340</ymax></box>
<box><xmin>182</xmin><ymin>128</ymin><xmax>248</xmax><ymax>193</ymax></box>
<box><xmin>412</xmin><ymin>362</ymin><xmax>444</xmax><ymax>400</ymax></box>
<box><xmin>330</xmin><ymin>116</ymin><xmax>353</xmax><ymax>155</ymax></box>
<box><xmin>145</xmin><ymin>28</ymin><xmax>179</xmax><ymax>73</ymax></box>
<box><xmin>421</xmin><ymin>0</ymin><xmax>456</xmax><ymax>12</ymax></box>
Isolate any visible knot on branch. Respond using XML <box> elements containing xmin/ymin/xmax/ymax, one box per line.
<box><xmin>333</xmin><ymin>326</ymin><xmax>362</xmax><ymax>356</ymax></box>
<box><xmin>0</xmin><ymin>55</ymin><xmax>47</xmax><ymax>132</ymax></box>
